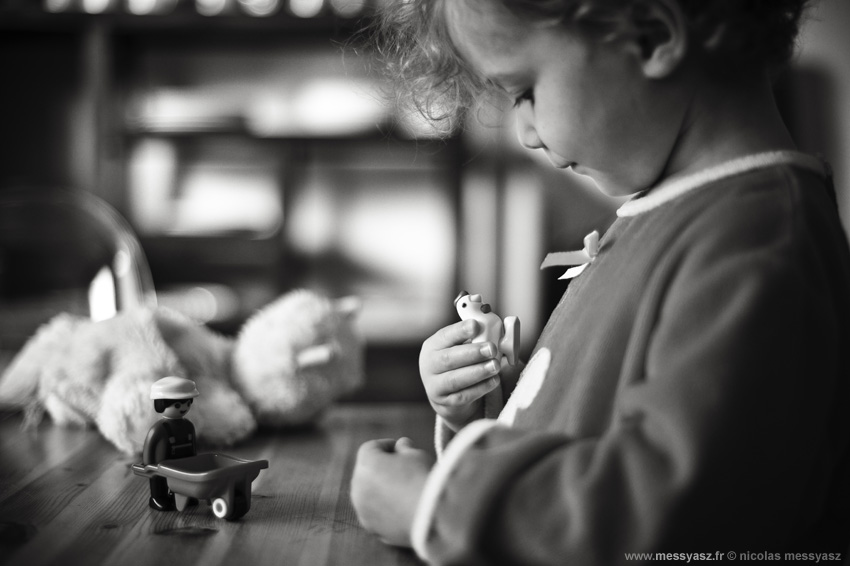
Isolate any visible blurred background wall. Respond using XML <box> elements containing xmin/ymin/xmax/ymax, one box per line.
<box><xmin>794</xmin><ymin>0</ymin><xmax>850</xmax><ymax>227</ymax></box>
<box><xmin>0</xmin><ymin>0</ymin><xmax>848</xmax><ymax>402</ymax></box>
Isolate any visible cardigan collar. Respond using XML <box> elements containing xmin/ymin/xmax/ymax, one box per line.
<box><xmin>617</xmin><ymin>151</ymin><xmax>828</xmax><ymax>218</ymax></box>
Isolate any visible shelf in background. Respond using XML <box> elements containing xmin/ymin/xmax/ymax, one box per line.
<box><xmin>0</xmin><ymin>0</ymin><xmax>379</xmax><ymax>34</ymax></box>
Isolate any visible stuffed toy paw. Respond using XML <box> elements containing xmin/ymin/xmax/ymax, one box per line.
<box><xmin>0</xmin><ymin>289</ymin><xmax>364</xmax><ymax>455</ymax></box>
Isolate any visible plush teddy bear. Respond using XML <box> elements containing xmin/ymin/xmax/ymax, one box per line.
<box><xmin>0</xmin><ymin>289</ymin><xmax>364</xmax><ymax>455</ymax></box>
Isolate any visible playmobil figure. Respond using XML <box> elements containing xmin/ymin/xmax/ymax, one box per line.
<box><xmin>454</xmin><ymin>291</ymin><xmax>520</xmax><ymax>367</ymax></box>
<box><xmin>143</xmin><ymin>376</ymin><xmax>200</xmax><ymax>511</ymax></box>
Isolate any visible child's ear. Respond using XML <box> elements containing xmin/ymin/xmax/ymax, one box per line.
<box><xmin>625</xmin><ymin>0</ymin><xmax>688</xmax><ymax>79</ymax></box>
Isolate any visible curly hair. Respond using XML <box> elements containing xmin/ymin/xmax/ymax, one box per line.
<box><xmin>371</xmin><ymin>0</ymin><xmax>811</xmax><ymax>134</ymax></box>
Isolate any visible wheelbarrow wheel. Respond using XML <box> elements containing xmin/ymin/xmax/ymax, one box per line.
<box><xmin>227</xmin><ymin>496</ymin><xmax>249</xmax><ymax>521</ymax></box>
<box><xmin>212</xmin><ymin>496</ymin><xmax>248</xmax><ymax>520</ymax></box>
<box><xmin>212</xmin><ymin>498</ymin><xmax>230</xmax><ymax>519</ymax></box>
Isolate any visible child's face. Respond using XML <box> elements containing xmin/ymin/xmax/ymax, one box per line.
<box><xmin>447</xmin><ymin>1</ymin><xmax>687</xmax><ymax>196</ymax></box>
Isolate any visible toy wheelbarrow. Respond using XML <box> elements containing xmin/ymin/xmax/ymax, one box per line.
<box><xmin>133</xmin><ymin>453</ymin><xmax>269</xmax><ymax>520</ymax></box>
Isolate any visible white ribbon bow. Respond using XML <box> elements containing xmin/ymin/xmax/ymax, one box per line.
<box><xmin>539</xmin><ymin>230</ymin><xmax>599</xmax><ymax>280</ymax></box>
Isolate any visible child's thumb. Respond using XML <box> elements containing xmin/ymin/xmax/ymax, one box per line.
<box><xmin>394</xmin><ymin>437</ymin><xmax>416</xmax><ymax>452</ymax></box>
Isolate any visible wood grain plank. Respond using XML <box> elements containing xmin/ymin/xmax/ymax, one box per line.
<box><xmin>101</xmin><ymin>434</ymin><xmax>277</xmax><ymax>566</ymax></box>
<box><xmin>2</xmin><ymin>455</ymin><xmax>149</xmax><ymax>566</ymax></box>
<box><xmin>327</xmin><ymin>404</ymin><xmax>434</xmax><ymax>566</ymax></box>
<box><xmin>0</xmin><ymin>404</ymin><xmax>436</xmax><ymax>566</ymax></box>
<box><xmin>210</xmin><ymin>424</ymin><xmax>361</xmax><ymax>566</ymax></box>
<box><xmin>0</xmin><ymin>412</ymin><xmax>102</xmax><ymax>505</ymax></box>
<box><xmin>0</xmin><ymin>417</ymin><xmax>122</xmax><ymax>562</ymax></box>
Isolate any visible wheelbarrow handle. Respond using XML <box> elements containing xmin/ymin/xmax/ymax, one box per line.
<box><xmin>131</xmin><ymin>463</ymin><xmax>159</xmax><ymax>478</ymax></box>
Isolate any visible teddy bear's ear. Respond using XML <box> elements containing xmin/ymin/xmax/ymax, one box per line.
<box><xmin>335</xmin><ymin>296</ymin><xmax>361</xmax><ymax>319</ymax></box>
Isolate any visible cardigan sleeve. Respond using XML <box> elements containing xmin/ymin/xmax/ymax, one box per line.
<box><xmin>410</xmin><ymin>187</ymin><xmax>850</xmax><ymax>564</ymax></box>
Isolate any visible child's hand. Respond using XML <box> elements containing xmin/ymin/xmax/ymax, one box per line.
<box><xmin>350</xmin><ymin>437</ymin><xmax>434</xmax><ymax>547</ymax></box>
<box><xmin>419</xmin><ymin>320</ymin><xmax>502</xmax><ymax>431</ymax></box>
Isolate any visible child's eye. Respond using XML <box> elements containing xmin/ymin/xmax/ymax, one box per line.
<box><xmin>513</xmin><ymin>89</ymin><xmax>534</xmax><ymax>108</ymax></box>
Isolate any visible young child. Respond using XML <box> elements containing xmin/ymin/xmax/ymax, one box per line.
<box><xmin>350</xmin><ymin>0</ymin><xmax>850</xmax><ymax>563</ymax></box>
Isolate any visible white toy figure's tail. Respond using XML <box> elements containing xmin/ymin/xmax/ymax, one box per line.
<box><xmin>500</xmin><ymin>316</ymin><xmax>520</xmax><ymax>366</ymax></box>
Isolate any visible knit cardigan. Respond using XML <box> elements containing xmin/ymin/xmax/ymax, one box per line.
<box><xmin>412</xmin><ymin>153</ymin><xmax>850</xmax><ymax>565</ymax></box>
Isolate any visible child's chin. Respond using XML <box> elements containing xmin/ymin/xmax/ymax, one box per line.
<box><xmin>588</xmin><ymin>175</ymin><xmax>642</xmax><ymax>199</ymax></box>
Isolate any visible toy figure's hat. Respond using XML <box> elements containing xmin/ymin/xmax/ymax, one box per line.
<box><xmin>150</xmin><ymin>376</ymin><xmax>200</xmax><ymax>400</ymax></box>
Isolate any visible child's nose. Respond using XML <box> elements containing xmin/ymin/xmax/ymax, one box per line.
<box><xmin>515</xmin><ymin>107</ymin><xmax>543</xmax><ymax>150</ymax></box>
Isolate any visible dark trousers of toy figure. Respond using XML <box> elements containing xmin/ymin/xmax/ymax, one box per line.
<box><xmin>150</xmin><ymin>477</ymin><xmax>171</xmax><ymax>509</ymax></box>
<box><xmin>147</xmin><ymin>420</ymin><xmax>197</xmax><ymax>511</ymax></box>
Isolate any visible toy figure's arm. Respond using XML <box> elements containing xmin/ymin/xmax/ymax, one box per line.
<box><xmin>142</xmin><ymin>423</ymin><xmax>167</xmax><ymax>465</ymax></box>
<box><xmin>188</xmin><ymin>420</ymin><xmax>198</xmax><ymax>456</ymax></box>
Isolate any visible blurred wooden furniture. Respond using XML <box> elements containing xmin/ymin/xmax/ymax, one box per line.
<box><xmin>0</xmin><ymin>403</ymin><xmax>434</xmax><ymax>566</ymax></box>
<box><xmin>1</xmin><ymin>8</ymin><xmax>464</xmax><ymax>405</ymax></box>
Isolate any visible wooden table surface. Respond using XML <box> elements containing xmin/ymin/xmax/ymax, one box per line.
<box><xmin>0</xmin><ymin>403</ymin><xmax>435</xmax><ymax>566</ymax></box>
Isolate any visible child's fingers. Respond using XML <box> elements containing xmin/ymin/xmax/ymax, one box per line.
<box><xmin>361</xmin><ymin>437</ymin><xmax>419</xmax><ymax>455</ymax></box>
<box><xmin>431</xmin><ymin>358</ymin><xmax>501</xmax><ymax>397</ymax></box>
<box><xmin>360</xmin><ymin>438</ymin><xmax>399</xmax><ymax>455</ymax></box>
<box><xmin>422</xmin><ymin>341</ymin><xmax>497</xmax><ymax>375</ymax></box>
<box><xmin>438</xmin><ymin>374</ymin><xmax>500</xmax><ymax>408</ymax></box>
<box><xmin>426</xmin><ymin>320</ymin><xmax>479</xmax><ymax>350</ymax></box>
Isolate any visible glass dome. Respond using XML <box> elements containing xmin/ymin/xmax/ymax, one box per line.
<box><xmin>0</xmin><ymin>188</ymin><xmax>157</xmax><ymax>358</ymax></box>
